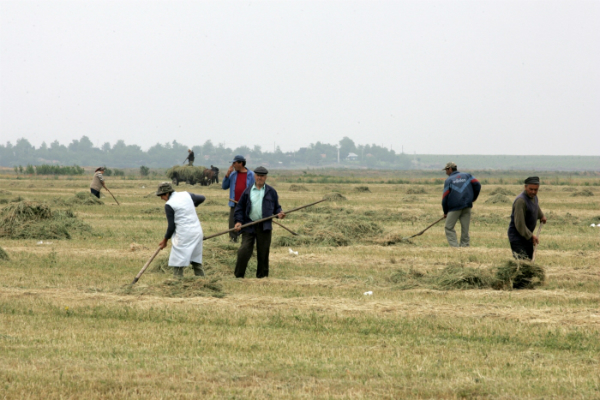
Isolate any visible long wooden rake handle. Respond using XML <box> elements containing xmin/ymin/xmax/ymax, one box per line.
<box><xmin>229</xmin><ymin>198</ymin><xmax>298</xmax><ymax>236</ymax></box>
<box><xmin>204</xmin><ymin>199</ymin><xmax>326</xmax><ymax>240</ymax></box>
<box><xmin>403</xmin><ymin>216</ymin><xmax>445</xmax><ymax>240</ymax></box>
<box><xmin>531</xmin><ymin>223</ymin><xmax>543</xmax><ymax>263</ymax></box>
<box><xmin>131</xmin><ymin>247</ymin><xmax>162</xmax><ymax>285</ymax></box>
<box><xmin>105</xmin><ymin>187</ymin><xmax>120</xmax><ymax>206</ymax></box>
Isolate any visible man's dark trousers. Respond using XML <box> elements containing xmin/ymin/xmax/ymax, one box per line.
<box><xmin>228</xmin><ymin>207</ymin><xmax>239</xmax><ymax>242</ymax></box>
<box><xmin>510</xmin><ymin>239</ymin><xmax>534</xmax><ymax>260</ymax></box>
<box><xmin>235</xmin><ymin>223</ymin><xmax>272</xmax><ymax>278</ymax></box>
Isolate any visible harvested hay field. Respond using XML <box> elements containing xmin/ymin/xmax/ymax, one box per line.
<box><xmin>126</xmin><ymin>277</ymin><xmax>225</xmax><ymax>298</ymax></box>
<box><xmin>571</xmin><ymin>189</ymin><xmax>594</xmax><ymax>197</ymax></box>
<box><xmin>0</xmin><ymin>245</ymin><xmax>9</xmax><ymax>260</ymax></box>
<box><xmin>0</xmin><ymin>201</ymin><xmax>92</xmax><ymax>239</ymax></box>
<box><xmin>354</xmin><ymin>186</ymin><xmax>371</xmax><ymax>192</ymax></box>
<box><xmin>489</xmin><ymin>187</ymin><xmax>515</xmax><ymax>196</ymax></box>
<box><xmin>406</xmin><ymin>186</ymin><xmax>426</xmax><ymax>194</ymax></box>
<box><xmin>485</xmin><ymin>193</ymin><xmax>511</xmax><ymax>203</ymax></box>
<box><xmin>289</xmin><ymin>184</ymin><xmax>309</xmax><ymax>191</ymax></box>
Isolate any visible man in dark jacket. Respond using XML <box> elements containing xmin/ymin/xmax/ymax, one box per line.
<box><xmin>233</xmin><ymin>166</ymin><xmax>285</xmax><ymax>278</ymax></box>
<box><xmin>185</xmin><ymin>149</ymin><xmax>195</xmax><ymax>166</ymax></box>
<box><xmin>507</xmin><ymin>176</ymin><xmax>547</xmax><ymax>260</ymax></box>
<box><xmin>442</xmin><ymin>162</ymin><xmax>481</xmax><ymax>247</ymax></box>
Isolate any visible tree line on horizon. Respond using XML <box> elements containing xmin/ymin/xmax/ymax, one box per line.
<box><xmin>0</xmin><ymin>136</ymin><xmax>409</xmax><ymax>169</ymax></box>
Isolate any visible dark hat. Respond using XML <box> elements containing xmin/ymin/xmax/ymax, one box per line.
<box><xmin>230</xmin><ymin>155</ymin><xmax>246</xmax><ymax>163</ymax></box>
<box><xmin>156</xmin><ymin>182</ymin><xmax>175</xmax><ymax>196</ymax></box>
<box><xmin>443</xmin><ymin>162</ymin><xmax>457</xmax><ymax>170</ymax></box>
<box><xmin>254</xmin><ymin>166</ymin><xmax>268</xmax><ymax>175</ymax></box>
<box><xmin>95</xmin><ymin>167</ymin><xmax>105</xmax><ymax>172</ymax></box>
<box><xmin>524</xmin><ymin>176</ymin><xmax>540</xmax><ymax>185</ymax></box>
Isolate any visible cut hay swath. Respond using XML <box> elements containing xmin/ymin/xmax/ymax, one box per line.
<box><xmin>489</xmin><ymin>187</ymin><xmax>515</xmax><ymax>196</ymax></box>
<box><xmin>289</xmin><ymin>184</ymin><xmax>309</xmax><ymax>192</ymax></box>
<box><xmin>0</xmin><ymin>201</ymin><xmax>92</xmax><ymax>239</ymax></box>
<box><xmin>323</xmin><ymin>192</ymin><xmax>347</xmax><ymax>201</ymax></box>
<box><xmin>69</xmin><ymin>192</ymin><xmax>104</xmax><ymax>205</ymax></box>
<box><xmin>354</xmin><ymin>186</ymin><xmax>371</xmax><ymax>193</ymax></box>
<box><xmin>571</xmin><ymin>189</ymin><xmax>594</xmax><ymax>197</ymax></box>
<box><xmin>406</xmin><ymin>187</ymin><xmax>426</xmax><ymax>194</ymax></box>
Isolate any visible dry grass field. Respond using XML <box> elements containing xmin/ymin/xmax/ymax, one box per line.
<box><xmin>1</xmin><ymin>171</ymin><xmax>599</xmax><ymax>399</ymax></box>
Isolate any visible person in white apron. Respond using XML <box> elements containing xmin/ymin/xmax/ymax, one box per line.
<box><xmin>156</xmin><ymin>182</ymin><xmax>206</xmax><ymax>278</ymax></box>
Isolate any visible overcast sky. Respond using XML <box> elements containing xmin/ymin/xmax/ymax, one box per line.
<box><xmin>1</xmin><ymin>0</ymin><xmax>598</xmax><ymax>155</ymax></box>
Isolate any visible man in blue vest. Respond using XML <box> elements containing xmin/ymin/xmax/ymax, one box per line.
<box><xmin>442</xmin><ymin>162</ymin><xmax>481</xmax><ymax>247</ymax></box>
<box><xmin>507</xmin><ymin>176</ymin><xmax>547</xmax><ymax>260</ymax></box>
<box><xmin>222</xmin><ymin>155</ymin><xmax>255</xmax><ymax>242</ymax></box>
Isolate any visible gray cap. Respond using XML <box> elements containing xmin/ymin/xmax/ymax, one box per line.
<box><xmin>254</xmin><ymin>166</ymin><xmax>268</xmax><ymax>175</ymax></box>
<box><xmin>443</xmin><ymin>162</ymin><xmax>457</xmax><ymax>170</ymax></box>
<box><xmin>156</xmin><ymin>182</ymin><xmax>174</xmax><ymax>196</ymax></box>
<box><xmin>524</xmin><ymin>176</ymin><xmax>540</xmax><ymax>185</ymax></box>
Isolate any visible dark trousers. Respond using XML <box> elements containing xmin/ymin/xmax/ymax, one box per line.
<box><xmin>228</xmin><ymin>207</ymin><xmax>239</xmax><ymax>241</ymax></box>
<box><xmin>235</xmin><ymin>223</ymin><xmax>272</xmax><ymax>278</ymax></box>
<box><xmin>510</xmin><ymin>239</ymin><xmax>534</xmax><ymax>260</ymax></box>
<box><xmin>90</xmin><ymin>188</ymin><xmax>100</xmax><ymax>198</ymax></box>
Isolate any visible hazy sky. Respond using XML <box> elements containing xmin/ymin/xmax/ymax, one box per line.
<box><xmin>1</xmin><ymin>1</ymin><xmax>599</xmax><ymax>155</ymax></box>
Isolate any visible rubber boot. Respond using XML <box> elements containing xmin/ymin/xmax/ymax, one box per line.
<box><xmin>191</xmin><ymin>262</ymin><xmax>205</xmax><ymax>277</ymax></box>
<box><xmin>173</xmin><ymin>267</ymin><xmax>184</xmax><ymax>278</ymax></box>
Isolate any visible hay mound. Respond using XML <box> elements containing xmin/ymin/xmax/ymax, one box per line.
<box><xmin>0</xmin><ymin>246</ymin><xmax>9</xmax><ymax>261</ymax></box>
<box><xmin>289</xmin><ymin>184</ymin><xmax>309</xmax><ymax>192</ymax></box>
<box><xmin>406</xmin><ymin>187</ymin><xmax>426</xmax><ymax>194</ymax></box>
<box><xmin>490</xmin><ymin>187</ymin><xmax>515</xmax><ymax>196</ymax></box>
<box><xmin>354</xmin><ymin>186</ymin><xmax>371</xmax><ymax>193</ymax></box>
<box><xmin>324</xmin><ymin>192</ymin><xmax>347</xmax><ymax>201</ymax></box>
<box><xmin>437</xmin><ymin>264</ymin><xmax>493</xmax><ymax>289</ymax></box>
<box><xmin>493</xmin><ymin>260</ymin><xmax>545</xmax><ymax>289</ymax></box>
<box><xmin>0</xmin><ymin>201</ymin><xmax>92</xmax><ymax>239</ymax></box>
<box><xmin>571</xmin><ymin>189</ymin><xmax>594</xmax><ymax>197</ymax></box>
<box><xmin>275</xmin><ymin>214</ymin><xmax>382</xmax><ymax>247</ymax></box>
<box><xmin>486</xmin><ymin>194</ymin><xmax>511</xmax><ymax>204</ymax></box>
<box><xmin>153</xmin><ymin>277</ymin><xmax>225</xmax><ymax>298</ymax></box>
<box><xmin>68</xmin><ymin>192</ymin><xmax>104</xmax><ymax>205</ymax></box>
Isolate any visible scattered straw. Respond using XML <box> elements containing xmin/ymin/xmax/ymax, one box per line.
<box><xmin>0</xmin><ymin>189</ymin><xmax>12</xmax><ymax>196</ymax></box>
<box><xmin>354</xmin><ymin>186</ymin><xmax>371</xmax><ymax>193</ymax></box>
<box><xmin>69</xmin><ymin>192</ymin><xmax>104</xmax><ymax>205</ymax></box>
<box><xmin>141</xmin><ymin>207</ymin><xmax>162</xmax><ymax>214</ymax></box>
<box><xmin>0</xmin><ymin>201</ymin><xmax>92</xmax><ymax>239</ymax></box>
<box><xmin>485</xmin><ymin>194</ymin><xmax>511</xmax><ymax>204</ymax></box>
<box><xmin>324</xmin><ymin>192</ymin><xmax>347</xmax><ymax>201</ymax></box>
<box><xmin>129</xmin><ymin>277</ymin><xmax>225</xmax><ymax>298</ymax></box>
<box><xmin>0</xmin><ymin>246</ymin><xmax>9</xmax><ymax>261</ymax></box>
<box><xmin>129</xmin><ymin>243</ymin><xmax>148</xmax><ymax>252</ymax></box>
<box><xmin>289</xmin><ymin>184</ymin><xmax>309</xmax><ymax>192</ymax></box>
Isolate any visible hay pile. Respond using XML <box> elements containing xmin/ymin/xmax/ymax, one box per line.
<box><xmin>485</xmin><ymin>194</ymin><xmax>511</xmax><ymax>204</ymax></box>
<box><xmin>490</xmin><ymin>187</ymin><xmax>515</xmax><ymax>196</ymax></box>
<box><xmin>0</xmin><ymin>246</ymin><xmax>9</xmax><ymax>261</ymax></box>
<box><xmin>324</xmin><ymin>192</ymin><xmax>347</xmax><ymax>201</ymax></box>
<box><xmin>0</xmin><ymin>201</ymin><xmax>92</xmax><ymax>239</ymax></box>
<box><xmin>354</xmin><ymin>186</ymin><xmax>371</xmax><ymax>193</ymax></box>
<box><xmin>494</xmin><ymin>259</ymin><xmax>545</xmax><ymax>289</ymax></box>
<box><xmin>275</xmin><ymin>214</ymin><xmax>382</xmax><ymax>247</ymax></box>
<box><xmin>406</xmin><ymin>187</ymin><xmax>426</xmax><ymax>194</ymax></box>
<box><xmin>68</xmin><ymin>192</ymin><xmax>104</xmax><ymax>205</ymax></box>
<box><xmin>571</xmin><ymin>189</ymin><xmax>594</xmax><ymax>197</ymax></box>
<box><xmin>289</xmin><ymin>184</ymin><xmax>309</xmax><ymax>192</ymax></box>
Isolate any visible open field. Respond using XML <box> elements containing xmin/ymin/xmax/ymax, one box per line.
<box><xmin>1</xmin><ymin>171</ymin><xmax>599</xmax><ymax>399</ymax></box>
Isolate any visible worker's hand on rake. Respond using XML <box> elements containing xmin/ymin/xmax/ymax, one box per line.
<box><xmin>277</xmin><ymin>212</ymin><xmax>286</xmax><ymax>220</ymax></box>
<box><xmin>541</xmin><ymin>216</ymin><xmax>547</xmax><ymax>224</ymax></box>
<box><xmin>158</xmin><ymin>238</ymin><xmax>168</xmax><ymax>249</ymax></box>
<box><xmin>443</xmin><ymin>214</ymin><xmax>447</xmax><ymax>219</ymax></box>
<box><xmin>234</xmin><ymin>222</ymin><xmax>242</xmax><ymax>232</ymax></box>
<box><xmin>532</xmin><ymin>235</ymin><xmax>539</xmax><ymax>246</ymax></box>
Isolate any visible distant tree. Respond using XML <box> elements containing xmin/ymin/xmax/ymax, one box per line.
<box><xmin>339</xmin><ymin>137</ymin><xmax>357</xmax><ymax>159</ymax></box>
<box><xmin>140</xmin><ymin>166</ymin><xmax>150</xmax><ymax>176</ymax></box>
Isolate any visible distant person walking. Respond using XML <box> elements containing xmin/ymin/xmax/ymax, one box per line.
<box><xmin>233</xmin><ymin>167</ymin><xmax>285</xmax><ymax>278</ymax></box>
<box><xmin>211</xmin><ymin>165</ymin><xmax>220</xmax><ymax>184</ymax></box>
<box><xmin>442</xmin><ymin>162</ymin><xmax>481</xmax><ymax>247</ymax></box>
<box><xmin>184</xmin><ymin>149</ymin><xmax>195</xmax><ymax>166</ymax></box>
<box><xmin>156</xmin><ymin>182</ymin><xmax>206</xmax><ymax>278</ymax></box>
<box><xmin>90</xmin><ymin>167</ymin><xmax>108</xmax><ymax>199</ymax></box>
<box><xmin>507</xmin><ymin>176</ymin><xmax>547</xmax><ymax>260</ymax></box>
<box><xmin>222</xmin><ymin>155</ymin><xmax>255</xmax><ymax>242</ymax></box>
